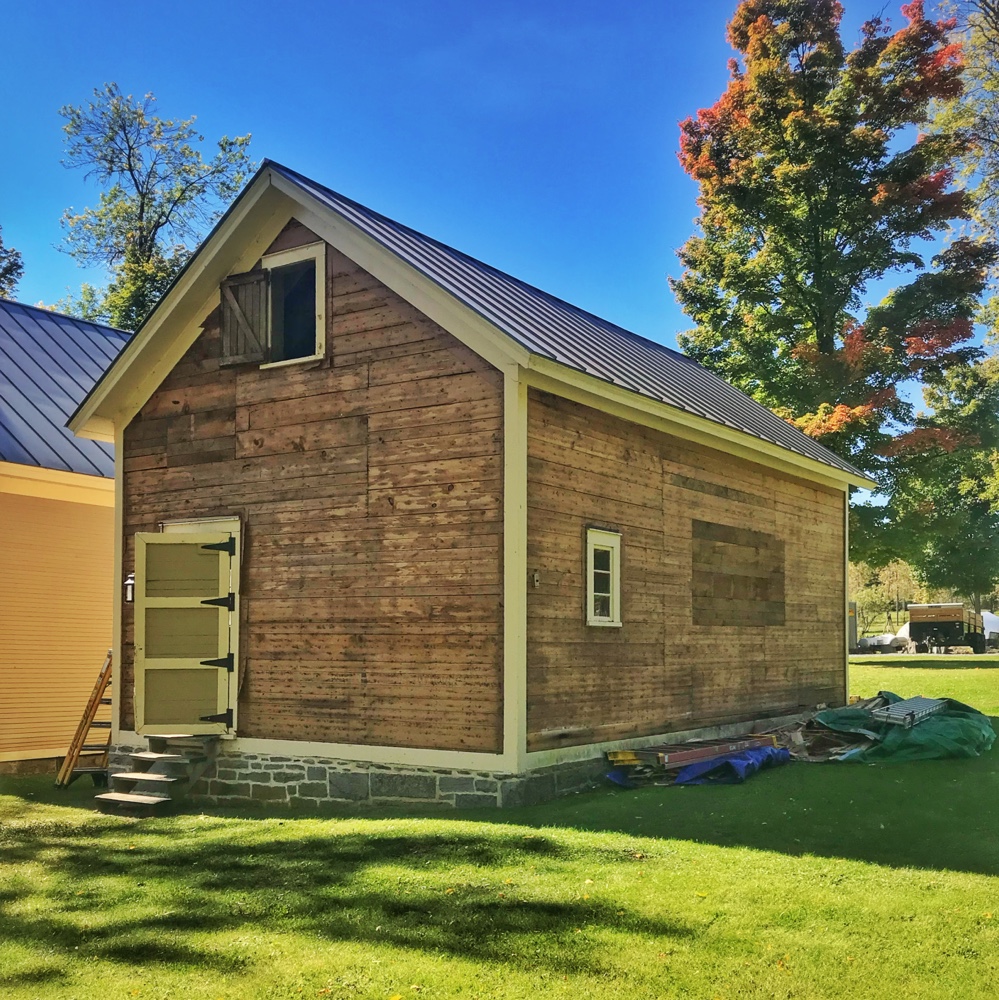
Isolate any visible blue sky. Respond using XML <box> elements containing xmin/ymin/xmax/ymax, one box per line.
<box><xmin>2</xmin><ymin>0</ymin><xmax>907</xmax><ymax>346</ymax></box>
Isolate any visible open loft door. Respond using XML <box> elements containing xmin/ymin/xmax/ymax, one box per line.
<box><xmin>134</xmin><ymin>532</ymin><xmax>238</xmax><ymax>736</ymax></box>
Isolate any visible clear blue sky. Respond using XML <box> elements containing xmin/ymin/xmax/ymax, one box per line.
<box><xmin>2</xmin><ymin>0</ymin><xmax>903</xmax><ymax>346</ymax></box>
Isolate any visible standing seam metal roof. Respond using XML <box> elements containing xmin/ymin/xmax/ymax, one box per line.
<box><xmin>271</xmin><ymin>161</ymin><xmax>867</xmax><ymax>481</ymax></box>
<box><xmin>0</xmin><ymin>298</ymin><xmax>129</xmax><ymax>478</ymax></box>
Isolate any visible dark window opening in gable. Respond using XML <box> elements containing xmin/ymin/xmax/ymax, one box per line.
<box><xmin>271</xmin><ymin>259</ymin><xmax>317</xmax><ymax>362</ymax></box>
<box><xmin>219</xmin><ymin>243</ymin><xmax>324</xmax><ymax>368</ymax></box>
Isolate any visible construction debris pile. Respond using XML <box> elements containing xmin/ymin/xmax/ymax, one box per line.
<box><xmin>606</xmin><ymin>692</ymin><xmax>996</xmax><ymax>788</ymax></box>
<box><xmin>606</xmin><ymin>736</ymin><xmax>790</xmax><ymax>787</ymax></box>
<box><xmin>770</xmin><ymin>691</ymin><xmax>996</xmax><ymax>763</ymax></box>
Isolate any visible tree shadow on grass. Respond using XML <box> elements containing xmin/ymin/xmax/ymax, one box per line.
<box><xmin>499</xmin><ymin>745</ymin><xmax>999</xmax><ymax>877</ymax></box>
<box><xmin>0</xmin><ymin>823</ymin><xmax>695</xmax><ymax>986</ymax></box>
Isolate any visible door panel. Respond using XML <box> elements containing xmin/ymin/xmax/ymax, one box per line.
<box><xmin>145</xmin><ymin>607</ymin><xmax>222</xmax><ymax>659</ymax></box>
<box><xmin>144</xmin><ymin>669</ymin><xmax>222</xmax><ymax>726</ymax></box>
<box><xmin>134</xmin><ymin>532</ymin><xmax>237</xmax><ymax>736</ymax></box>
<box><xmin>145</xmin><ymin>544</ymin><xmax>223</xmax><ymax>597</ymax></box>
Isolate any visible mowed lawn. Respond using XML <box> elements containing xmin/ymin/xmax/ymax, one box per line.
<box><xmin>851</xmin><ymin>654</ymin><xmax>999</xmax><ymax>716</ymax></box>
<box><xmin>1</xmin><ymin>667</ymin><xmax>997</xmax><ymax>1000</ymax></box>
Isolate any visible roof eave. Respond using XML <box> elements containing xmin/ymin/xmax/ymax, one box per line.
<box><xmin>70</xmin><ymin>165</ymin><xmax>298</xmax><ymax>439</ymax></box>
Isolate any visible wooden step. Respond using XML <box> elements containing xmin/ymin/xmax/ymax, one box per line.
<box><xmin>130</xmin><ymin>750</ymin><xmax>192</xmax><ymax>763</ymax></box>
<box><xmin>148</xmin><ymin>735</ymin><xmax>219</xmax><ymax>750</ymax></box>
<box><xmin>89</xmin><ymin>721</ymin><xmax>112</xmax><ymax>729</ymax></box>
<box><xmin>112</xmin><ymin>771</ymin><xmax>179</xmax><ymax>784</ymax></box>
<box><xmin>80</xmin><ymin>743</ymin><xmax>111</xmax><ymax>752</ymax></box>
<box><xmin>100</xmin><ymin>697</ymin><xmax>112</xmax><ymax>705</ymax></box>
<box><xmin>95</xmin><ymin>791</ymin><xmax>172</xmax><ymax>816</ymax></box>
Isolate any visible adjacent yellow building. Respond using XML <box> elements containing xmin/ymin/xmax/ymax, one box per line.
<box><xmin>0</xmin><ymin>300</ymin><xmax>127</xmax><ymax>763</ymax></box>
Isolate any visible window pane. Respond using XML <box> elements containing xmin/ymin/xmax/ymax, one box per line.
<box><xmin>593</xmin><ymin>594</ymin><xmax>611</xmax><ymax>618</ymax></box>
<box><xmin>593</xmin><ymin>570</ymin><xmax>611</xmax><ymax>596</ymax></box>
<box><xmin>593</xmin><ymin>548</ymin><xmax>611</xmax><ymax>572</ymax></box>
<box><xmin>271</xmin><ymin>259</ymin><xmax>316</xmax><ymax>361</ymax></box>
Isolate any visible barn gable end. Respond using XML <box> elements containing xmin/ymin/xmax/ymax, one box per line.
<box><xmin>120</xmin><ymin>223</ymin><xmax>505</xmax><ymax>755</ymax></box>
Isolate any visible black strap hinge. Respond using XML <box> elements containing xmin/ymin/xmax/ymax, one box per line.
<box><xmin>200</xmin><ymin>653</ymin><xmax>234</xmax><ymax>672</ymax></box>
<box><xmin>202</xmin><ymin>537</ymin><xmax>236</xmax><ymax>556</ymax></box>
<box><xmin>199</xmin><ymin>708</ymin><xmax>233</xmax><ymax>727</ymax></box>
<box><xmin>201</xmin><ymin>593</ymin><xmax>235</xmax><ymax>610</ymax></box>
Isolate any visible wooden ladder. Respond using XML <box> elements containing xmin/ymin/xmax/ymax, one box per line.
<box><xmin>56</xmin><ymin>650</ymin><xmax>113</xmax><ymax>788</ymax></box>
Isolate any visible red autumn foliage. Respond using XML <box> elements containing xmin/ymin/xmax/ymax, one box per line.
<box><xmin>880</xmin><ymin>425</ymin><xmax>971</xmax><ymax>455</ymax></box>
<box><xmin>904</xmin><ymin>316</ymin><xmax>974</xmax><ymax>357</ymax></box>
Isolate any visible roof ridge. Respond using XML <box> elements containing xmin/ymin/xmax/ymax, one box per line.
<box><xmin>0</xmin><ymin>296</ymin><xmax>130</xmax><ymax>338</ymax></box>
<box><xmin>268</xmin><ymin>161</ymin><xmax>693</xmax><ymax>365</ymax></box>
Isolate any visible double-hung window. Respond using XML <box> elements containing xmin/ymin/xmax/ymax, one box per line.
<box><xmin>586</xmin><ymin>528</ymin><xmax>622</xmax><ymax>627</ymax></box>
<box><xmin>220</xmin><ymin>241</ymin><xmax>326</xmax><ymax>367</ymax></box>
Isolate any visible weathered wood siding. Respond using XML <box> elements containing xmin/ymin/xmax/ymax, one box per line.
<box><xmin>121</xmin><ymin>223</ymin><xmax>504</xmax><ymax>752</ymax></box>
<box><xmin>526</xmin><ymin>389</ymin><xmax>846</xmax><ymax>752</ymax></box>
<box><xmin>0</xmin><ymin>490</ymin><xmax>113</xmax><ymax>761</ymax></box>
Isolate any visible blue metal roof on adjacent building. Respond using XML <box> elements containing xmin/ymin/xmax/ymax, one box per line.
<box><xmin>0</xmin><ymin>299</ymin><xmax>129</xmax><ymax>478</ymax></box>
<box><xmin>271</xmin><ymin>161</ymin><xmax>868</xmax><ymax>482</ymax></box>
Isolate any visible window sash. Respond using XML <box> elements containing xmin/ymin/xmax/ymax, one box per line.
<box><xmin>586</xmin><ymin>529</ymin><xmax>621</xmax><ymax>626</ymax></box>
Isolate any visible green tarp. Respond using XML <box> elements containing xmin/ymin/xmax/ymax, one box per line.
<box><xmin>814</xmin><ymin>692</ymin><xmax>996</xmax><ymax>763</ymax></box>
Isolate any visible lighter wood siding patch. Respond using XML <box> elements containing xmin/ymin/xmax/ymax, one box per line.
<box><xmin>526</xmin><ymin>389</ymin><xmax>845</xmax><ymax>752</ymax></box>
<box><xmin>121</xmin><ymin>234</ymin><xmax>504</xmax><ymax>753</ymax></box>
<box><xmin>0</xmin><ymin>492</ymin><xmax>113</xmax><ymax>760</ymax></box>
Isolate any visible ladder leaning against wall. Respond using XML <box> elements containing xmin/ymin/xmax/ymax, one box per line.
<box><xmin>55</xmin><ymin>650</ymin><xmax>113</xmax><ymax>787</ymax></box>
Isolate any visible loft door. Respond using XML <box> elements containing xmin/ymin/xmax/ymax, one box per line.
<box><xmin>133</xmin><ymin>532</ymin><xmax>238</xmax><ymax>735</ymax></box>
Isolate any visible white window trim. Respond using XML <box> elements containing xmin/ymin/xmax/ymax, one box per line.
<box><xmin>259</xmin><ymin>241</ymin><xmax>326</xmax><ymax>368</ymax></box>
<box><xmin>586</xmin><ymin>528</ymin><xmax>622</xmax><ymax>627</ymax></box>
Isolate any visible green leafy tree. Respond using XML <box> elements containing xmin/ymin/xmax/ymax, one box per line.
<box><xmin>855</xmin><ymin>354</ymin><xmax>999</xmax><ymax>612</ymax></box>
<box><xmin>0</xmin><ymin>225</ymin><xmax>24</xmax><ymax>298</ymax></box>
<box><xmin>671</xmin><ymin>0</ymin><xmax>995</xmax><ymax>476</ymax></box>
<box><xmin>59</xmin><ymin>83</ymin><xmax>254</xmax><ymax>331</ymax></box>
<box><xmin>933</xmin><ymin>0</ymin><xmax>999</xmax><ymax>334</ymax></box>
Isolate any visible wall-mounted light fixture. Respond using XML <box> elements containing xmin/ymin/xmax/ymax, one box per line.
<box><xmin>124</xmin><ymin>572</ymin><xmax>135</xmax><ymax>603</ymax></box>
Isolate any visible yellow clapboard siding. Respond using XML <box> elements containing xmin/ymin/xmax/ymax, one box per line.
<box><xmin>0</xmin><ymin>490</ymin><xmax>113</xmax><ymax>759</ymax></box>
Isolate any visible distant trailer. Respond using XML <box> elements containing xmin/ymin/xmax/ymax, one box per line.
<box><xmin>907</xmin><ymin>604</ymin><xmax>987</xmax><ymax>654</ymax></box>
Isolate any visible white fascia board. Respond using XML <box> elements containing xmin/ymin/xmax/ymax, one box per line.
<box><xmin>267</xmin><ymin>172</ymin><xmax>529</xmax><ymax>373</ymax></box>
<box><xmin>524</xmin><ymin>358</ymin><xmax>875</xmax><ymax>492</ymax></box>
<box><xmin>70</xmin><ymin>177</ymin><xmax>297</xmax><ymax>438</ymax></box>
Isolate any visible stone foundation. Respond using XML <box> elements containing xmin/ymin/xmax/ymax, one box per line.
<box><xmin>108</xmin><ymin>745</ymin><xmax>606</xmax><ymax>808</ymax></box>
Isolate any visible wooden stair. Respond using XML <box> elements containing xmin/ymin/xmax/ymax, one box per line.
<box><xmin>56</xmin><ymin>650</ymin><xmax>113</xmax><ymax>788</ymax></box>
<box><xmin>95</xmin><ymin>734</ymin><xmax>220</xmax><ymax>817</ymax></box>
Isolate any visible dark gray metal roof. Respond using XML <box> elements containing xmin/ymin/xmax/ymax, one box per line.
<box><xmin>271</xmin><ymin>161</ymin><xmax>867</xmax><ymax>481</ymax></box>
<box><xmin>0</xmin><ymin>299</ymin><xmax>129</xmax><ymax>478</ymax></box>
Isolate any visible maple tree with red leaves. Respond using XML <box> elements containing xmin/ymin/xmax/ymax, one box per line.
<box><xmin>671</xmin><ymin>0</ymin><xmax>996</xmax><ymax>476</ymax></box>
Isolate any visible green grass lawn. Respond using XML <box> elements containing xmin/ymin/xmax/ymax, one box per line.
<box><xmin>2</xmin><ymin>667</ymin><xmax>997</xmax><ymax>999</ymax></box>
<box><xmin>851</xmin><ymin>655</ymin><xmax>999</xmax><ymax>716</ymax></box>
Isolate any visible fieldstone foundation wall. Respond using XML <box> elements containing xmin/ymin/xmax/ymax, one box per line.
<box><xmin>108</xmin><ymin>745</ymin><xmax>606</xmax><ymax>808</ymax></box>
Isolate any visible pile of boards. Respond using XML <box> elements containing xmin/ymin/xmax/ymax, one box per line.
<box><xmin>606</xmin><ymin>691</ymin><xmax>996</xmax><ymax>788</ymax></box>
<box><xmin>606</xmin><ymin>736</ymin><xmax>790</xmax><ymax>787</ymax></box>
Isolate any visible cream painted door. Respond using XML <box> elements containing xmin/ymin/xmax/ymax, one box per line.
<box><xmin>134</xmin><ymin>532</ymin><xmax>237</xmax><ymax>735</ymax></box>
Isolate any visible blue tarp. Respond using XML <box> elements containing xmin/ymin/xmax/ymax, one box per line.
<box><xmin>673</xmin><ymin>745</ymin><xmax>791</xmax><ymax>785</ymax></box>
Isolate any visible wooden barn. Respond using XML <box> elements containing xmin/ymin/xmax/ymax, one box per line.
<box><xmin>0</xmin><ymin>299</ymin><xmax>128</xmax><ymax>765</ymax></box>
<box><xmin>70</xmin><ymin>162</ymin><xmax>873</xmax><ymax>807</ymax></box>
